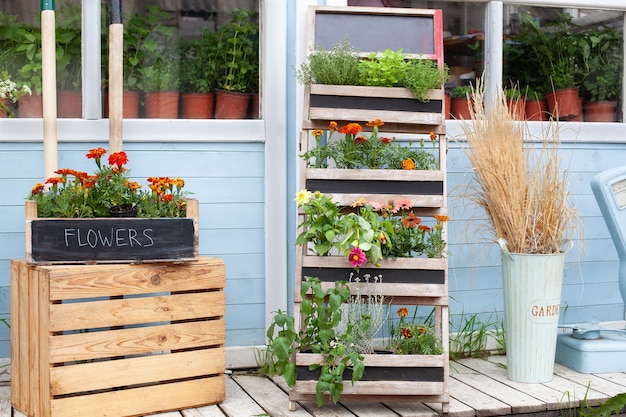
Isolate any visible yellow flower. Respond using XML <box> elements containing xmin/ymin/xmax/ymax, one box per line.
<box><xmin>294</xmin><ymin>189</ymin><xmax>313</xmax><ymax>207</ymax></box>
<box><xmin>311</xmin><ymin>129</ymin><xmax>323</xmax><ymax>137</ymax></box>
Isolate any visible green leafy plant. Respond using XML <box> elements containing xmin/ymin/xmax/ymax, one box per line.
<box><xmin>580</xmin><ymin>392</ymin><xmax>626</xmax><ymax>417</ymax></box>
<box><xmin>301</xmin><ymin>119</ymin><xmax>439</xmax><ymax>170</ymax></box>
<box><xmin>452</xmin><ymin>85</ymin><xmax>473</xmax><ymax>99</ymax></box>
<box><xmin>389</xmin><ymin>307</ymin><xmax>443</xmax><ymax>355</ymax></box>
<box><xmin>28</xmin><ymin>148</ymin><xmax>189</xmax><ymax>218</ymax></box>
<box><xmin>262</xmin><ymin>277</ymin><xmax>364</xmax><ymax>407</ymax></box>
<box><xmin>358</xmin><ymin>48</ymin><xmax>409</xmax><ymax>87</ymax></box>
<box><xmin>579</xmin><ymin>25</ymin><xmax>623</xmax><ymax>102</ymax></box>
<box><xmin>55</xmin><ymin>3</ymin><xmax>82</xmax><ymax>91</ymax></box>
<box><xmin>138</xmin><ymin>42</ymin><xmax>180</xmax><ymax>93</ymax></box>
<box><xmin>402</xmin><ymin>58</ymin><xmax>449</xmax><ymax>102</ymax></box>
<box><xmin>295</xmin><ymin>190</ymin><xmax>449</xmax><ymax>267</ymax></box>
<box><xmin>217</xmin><ymin>9</ymin><xmax>259</xmax><ymax>93</ymax></box>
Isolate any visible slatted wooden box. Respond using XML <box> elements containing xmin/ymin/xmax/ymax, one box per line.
<box><xmin>10</xmin><ymin>257</ymin><xmax>226</xmax><ymax>417</ymax></box>
<box><xmin>25</xmin><ymin>199</ymin><xmax>199</xmax><ymax>265</ymax></box>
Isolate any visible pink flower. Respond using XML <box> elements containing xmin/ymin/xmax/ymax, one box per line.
<box><xmin>348</xmin><ymin>247</ymin><xmax>367</xmax><ymax>268</ymax></box>
<box><xmin>394</xmin><ymin>198</ymin><xmax>412</xmax><ymax>213</ymax></box>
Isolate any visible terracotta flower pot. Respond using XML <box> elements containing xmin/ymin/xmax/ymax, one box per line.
<box><xmin>18</xmin><ymin>93</ymin><xmax>43</xmax><ymax>118</ymax></box>
<box><xmin>444</xmin><ymin>93</ymin><xmax>451</xmax><ymax>119</ymax></box>
<box><xmin>57</xmin><ymin>90</ymin><xmax>82</xmax><ymax>118</ymax></box>
<box><xmin>507</xmin><ymin>98</ymin><xmax>526</xmax><ymax>120</ymax></box>
<box><xmin>450</xmin><ymin>97</ymin><xmax>473</xmax><ymax>120</ymax></box>
<box><xmin>583</xmin><ymin>101</ymin><xmax>617</xmax><ymax>122</ymax></box>
<box><xmin>214</xmin><ymin>89</ymin><xmax>251</xmax><ymax>119</ymax></box>
<box><xmin>143</xmin><ymin>91</ymin><xmax>180</xmax><ymax>119</ymax></box>
<box><xmin>180</xmin><ymin>92</ymin><xmax>215</xmax><ymax>119</ymax></box>
<box><xmin>103</xmin><ymin>90</ymin><xmax>140</xmax><ymax>119</ymax></box>
<box><xmin>545</xmin><ymin>88</ymin><xmax>579</xmax><ymax>121</ymax></box>
<box><xmin>525</xmin><ymin>99</ymin><xmax>548</xmax><ymax>121</ymax></box>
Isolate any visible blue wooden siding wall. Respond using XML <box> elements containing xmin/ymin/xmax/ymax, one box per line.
<box><xmin>0</xmin><ymin>140</ymin><xmax>266</xmax><ymax>357</ymax></box>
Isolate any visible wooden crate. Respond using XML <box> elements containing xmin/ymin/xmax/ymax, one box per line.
<box><xmin>25</xmin><ymin>199</ymin><xmax>199</xmax><ymax>264</ymax></box>
<box><xmin>10</xmin><ymin>257</ymin><xmax>226</xmax><ymax>417</ymax></box>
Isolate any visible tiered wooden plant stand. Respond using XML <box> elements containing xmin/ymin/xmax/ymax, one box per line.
<box><xmin>11</xmin><ymin>257</ymin><xmax>226</xmax><ymax>417</ymax></box>
<box><xmin>291</xmin><ymin>6</ymin><xmax>449</xmax><ymax>413</ymax></box>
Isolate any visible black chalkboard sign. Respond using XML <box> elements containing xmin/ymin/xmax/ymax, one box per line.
<box><xmin>309</xmin><ymin>7</ymin><xmax>443</xmax><ymax>63</ymax></box>
<box><xmin>29</xmin><ymin>218</ymin><xmax>197</xmax><ymax>263</ymax></box>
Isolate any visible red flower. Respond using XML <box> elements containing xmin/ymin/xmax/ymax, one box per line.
<box><xmin>429</xmin><ymin>131</ymin><xmax>437</xmax><ymax>142</ymax></box>
<box><xmin>418</xmin><ymin>224</ymin><xmax>431</xmax><ymax>232</ymax></box>
<box><xmin>31</xmin><ymin>183</ymin><xmax>44</xmax><ymax>195</ymax></box>
<box><xmin>349</xmin><ymin>247</ymin><xmax>367</xmax><ymax>268</ymax></box>
<box><xmin>354</xmin><ymin>136</ymin><xmax>369</xmax><ymax>144</ymax></box>
<box><xmin>401</xmin><ymin>328</ymin><xmax>413</xmax><ymax>339</ymax></box>
<box><xmin>381</xmin><ymin>137</ymin><xmax>392</xmax><ymax>144</ymax></box>
<box><xmin>86</xmin><ymin>148</ymin><xmax>106</xmax><ymax>160</ymax></box>
<box><xmin>339</xmin><ymin>123</ymin><xmax>363</xmax><ymax>136</ymax></box>
<box><xmin>108</xmin><ymin>151</ymin><xmax>128</xmax><ymax>167</ymax></box>
<box><xmin>397</xmin><ymin>307</ymin><xmax>409</xmax><ymax>318</ymax></box>
<box><xmin>45</xmin><ymin>177</ymin><xmax>64</xmax><ymax>185</ymax></box>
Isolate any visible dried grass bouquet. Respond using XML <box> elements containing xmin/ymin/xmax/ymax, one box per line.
<box><xmin>458</xmin><ymin>81</ymin><xmax>577</xmax><ymax>254</ymax></box>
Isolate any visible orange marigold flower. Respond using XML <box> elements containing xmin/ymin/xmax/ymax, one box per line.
<box><xmin>401</xmin><ymin>158</ymin><xmax>416</xmax><ymax>170</ymax></box>
<box><xmin>354</xmin><ymin>136</ymin><xmax>369</xmax><ymax>144</ymax></box>
<box><xmin>45</xmin><ymin>177</ymin><xmax>64</xmax><ymax>185</ymax></box>
<box><xmin>311</xmin><ymin>129</ymin><xmax>323</xmax><ymax>137</ymax></box>
<box><xmin>161</xmin><ymin>194</ymin><xmax>173</xmax><ymax>203</ymax></box>
<box><xmin>339</xmin><ymin>123</ymin><xmax>363</xmax><ymax>136</ymax></box>
<box><xmin>434</xmin><ymin>214</ymin><xmax>449</xmax><ymax>223</ymax></box>
<box><xmin>86</xmin><ymin>147</ymin><xmax>106</xmax><ymax>159</ymax></box>
<box><xmin>429</xmin><ymin>131</ymin><xmax>437</xmax><ymax>141</ymax></box>
<box><xmin>418</xmin><ymin>224</ymin><xmax>431</xmax><ymax>232</ymax></box>
<box><xmin>397</xmin><ymin>307</ymin><xmax>409</xmax><ymax>318</ymax></box>
<box><xmin>108</xmin><ymin>151</ymin><xmax>128</xmax><ymax>167</ymax></box>
<box><xmin>401</xmin><ymin>328</ymin><xmax>413</xmax><ymax>339</ymax></box>
<box><xmin>55</xmin><ymin>168</ymin><xmax>79</xmax><ymax>176</ymax></box>
<box><xmin>173</xmin><ymin>177</ymin><xmax>185</xmax><ymax>188</ymax></box>
<box><xmin>381</xmin><ymin>137</ymin><xmax>392</xmax><ymax>144</ymax></box>
<box><xmin>402</xmin><ymin>212</ymin><xmax>421</xmax><ymax>228</ymax></box>
<box><xmin>31</xmin><ymin>183</ymin><xmax>44</xmax><ymax>195</ymax></box>
<box><xmin>328</xmin><ymin>121</ymin><xmax>338</xmax><ymax>131</ymax></box>
<box><xmin>125</xmin><ymin>180</ymin><xmax>142</xmax><ymax>192</ymax></box>
<box><xmin>366</xmin><ymin>119</ymin><xmax>384</xmax><ymax>127</ymax></box>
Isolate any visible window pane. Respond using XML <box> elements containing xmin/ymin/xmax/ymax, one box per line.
<box><xmin>102</xmin><ymin>0</ymin><xmax>260</xmax><ymax>119</ymax></box>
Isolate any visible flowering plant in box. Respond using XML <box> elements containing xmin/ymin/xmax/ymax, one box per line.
<box><xmin>390</xmin><ymin>307</ymin><xmax>443</xmax><ymax>355</ymax></box>
<box><xmin>0</xmin><ymin>70</ymin><xmax>31</xmax><ymax>117</ymax></box>
<box><xmin>28</xmin><ymin>148</ymin><xmax>190</xmax><ymax>218</ymax></box>
<box><xmin>295</xmin><ymin>190</ymin><xmax>448</xmax><ymax>268</ymax></box>
<box><xmin>301</xmin><ymin>119</ymin><xmax>439</xmax><ymax>170</ymax></box>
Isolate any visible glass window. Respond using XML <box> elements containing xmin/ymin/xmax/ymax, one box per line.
<box><xmin>0</xmin><ymin>0</ymin><xmax>260</xmax><ymax>119</ymax></box>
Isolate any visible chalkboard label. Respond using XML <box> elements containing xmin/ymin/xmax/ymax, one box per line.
<box><xmin>30</xmin><ymin>218</ymin><xmax>197</xmax><ymax>263</ymax></box>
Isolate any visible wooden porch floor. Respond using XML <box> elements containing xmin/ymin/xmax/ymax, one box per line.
<box><xmin>4</xmin><ymin>355</ymin><xmax>625</xmax><ymax>417</ymax></box>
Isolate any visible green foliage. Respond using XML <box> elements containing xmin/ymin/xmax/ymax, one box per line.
<box><xmin>217</xmin><ymin>9</ymin><xmax>259</xmax><ymax>93</ymax></box>
<box><xmin>580</xmin><ymin>392</ymin><xmax>626</xmax><ymax>417</ymax></box>
<box><xmin>55</xmin><ymin>4</ymin><xmax>82</xmax><ymax>90</ymax></box>
<box><xmin>358</xmin><ymin>49</ymin><xmax>409</xmax><ymax>87</ymax></box>
<box><xmin>261</xmin><ymin>277</ymin><xmax>364</xmax><ymax>407</ymax></box>
<box><xmin>295</xmin><ymin>39</ymin><xmax>362</xmax><ymax>86</ymax></box>
<box><xmin>449</xmin><ymin>311</ymin><xmax>497</xmax><ymax>360</ymax></box>
<box><xmin>579</xmin><ymin>25</ymin><xmax>623</xmax><ymax>102</ymax></box>
<box><xmin>178</xmin><ymin>28</ymin><xmax>221</xmax><ymax>94</ymax></box>
<box><xmin>402</xmin><ymin>59</ymin><xmax>449</xmax><ymax>102</ymax></box>
<box><xmin>452</xmin><ymin>85</ymin><xmax>473</xmax><ymax>98</ymax></box>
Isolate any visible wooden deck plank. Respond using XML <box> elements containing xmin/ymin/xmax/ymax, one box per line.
<box><xmin>271</xmin><ymin>375</ymin><xmax>356</xmax><ymax>416</ymax></box>
<box><xmin>232</xmin><ymin>373</ymin><xmax>314</xmax><ymax>417</ymax></box>
<box><xmin>452</xmin><ymin>361</ymin><xmax>547</xmax><ymax>414</ymax></box>
<box><xmin>180</xmin><ymin>405</ymin><xmax>228</xmax><ymax>417</ymax></box>
<box><xmin>218</xmin><ymin>376</ymin><xmax>268</xmax><ymax>417</ymax></box>
<box><xmin>553</xmin><ymin>363</ymin><xmax>626</xmax><ymax>397</ymax></box>
<box><xmin>448</xmin><ymin>377</ymin><xmax>511</xmax><ymax>416</ymax></box>
<box><xmin>340</xmin><ymin>401</ymin><xmax>400</xmax><ymax>416</ymax></box>
<box><xmin>384</xmin><ymin>401</ymin><xmax>440</xmax><ymax>417</ymax></box>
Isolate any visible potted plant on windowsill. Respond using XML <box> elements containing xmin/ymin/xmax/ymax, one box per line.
<box><xmin>524</xmin><ymin>88</ymin><xmax>548</xmax><ymax>121</ymax></box>
<box><xmin>214</xmin><ymin>8</ymin><xmax>259</xmax><ymax>119</ymax></box>
<box><xmin>579</xmin><ymin>25</ymin><xmax>622</xmax><ymax>122</ymax></box>
<box><xmin>138</xmin><ymin>42</ymin><xmax>180</xmax><ymax>119</ymax></box>
<box><xmin>179</xmin><ymin>29</ymin><xmax>219</xmax><ymax>119</ymax></box>
<box><xmin>297</xmin><ymin>39</ymin><xmax>448</xmax><ymax>128</ymax></box>
<box><xmin>450</xmin><ymin>85</ymin><xmax>474</xmax><ymax>120</ymax></box>
<box><xmin>55</xmin><ymin>3</ymin><xmax>82</xmax><ymax>118</ymax></box>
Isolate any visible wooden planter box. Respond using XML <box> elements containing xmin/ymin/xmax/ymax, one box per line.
<box><xmin>304</xmin><ymin>167</ymin><xmax>445</xmax><ymax>208</ymax></box>
<box><xmin>297</xmin><ymin>254</ymin><xmax>448</xmax><ymax>305</ymax></box>
<box><xmin>10</xmin><ymin>257</ymin><xmax>226</xmax><ymax>417</ymax></box>
<box><xmin>303</xmin><ymin>85</ymin><xmax>446</xmax><ymax>133</ymax></box>
<box><xmin>289</xmin><ymin>352</ymin><xmax>449</xmax><ymax>407</ymax></box>
<box><xmin>25</xmin><ymin>199</ymin><xmax>199</xmax><ymax>264</ymax></box>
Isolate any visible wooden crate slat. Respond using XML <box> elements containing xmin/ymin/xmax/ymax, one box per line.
<box><xmin>49</xmin><ymin>291</ymin><xmax>224</xmax><ymax>332</ymax></box>
<box><xmin>310</xmin><ymin>84</ymin><xmax>444</xmax><ymax>100</ymax></box>
<box><xmin>296</xmin><ymin>352</ymin><xmax>445</xmax><ymax>367</ymax></box>
<box><xmin>325</xmin><ymin>193</ymin><xmax>444</xmax><ymax>208</ymax></box>
<box><xmin>46</xmin><ymin>260</ymin><xmax>225</xmax><ymax>300</ymax></box>
<box><xmin>306</xmin><ymin>167</ymin><xmax>445</xmax><ymax>182</ymax></box>
<box><xmin>309</xmin><ymin>107</ymin><xmax>443</xmax><ymax>126</ymax></box>
<box><xmin>301</xmin><ymin>255</ymin><xmax>446</xmax><ymax>270</ymax></box>
<box><xmin>50</xmin><ymin>377</ymin><xmax>225</xmax><ymax>417</ymax></box>
<box><xmin>50</xmin><ymin>348</ymin><xmax>225</xmax><ymax>396</ymax></box>
<box><xmin>294</xmin><ymin>380</ymin><xmax>445</xmax><ymax>396</ymax></box>
<box><xmin>289</xmin><ymin>392</ymin><xmax>449</xmax><ymax>404</ymax></box>
<box><xmin>49</xmin><ymin>319</ymin><xmax>225</xmax><ymax>363</ymax></box>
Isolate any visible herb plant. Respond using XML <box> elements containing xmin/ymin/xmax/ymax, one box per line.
<box><xmin>295</xmin><ymin>39</ymin><xmax>362</xmax><ymax>86</ymax></box>
<box><xmin>390</xmin><ymin>307</ymin><xmax>443</xmax><ymax>355</ymax></box>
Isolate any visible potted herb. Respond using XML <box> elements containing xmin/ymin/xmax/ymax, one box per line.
<box><xmin>524</xmin><ymin>87</ymin><xmax>548</xmax><ymax>121</ymax></box>
<box><xmin>402</xmin><ymin>58</ymin><xmax>449</xmax><ymax>103</ymax></box>
<box><xmin>139</xmin><ymin>41</ymin><xmax>180</xmax><ymax>119</ymax></box>
<box><xmin>450</xmin><ymin>85</ymin><xmax>474</xmax><ymax>119</ymax></box>
<box><xmin>214</xmin><ymin>9</ymin><xmax>259</xmax><ymax>119</ymax></box>
<box><xmin>504</xmin><ymin>87</ymin><xmax>525</xmax><ymax>120</ymax></box>
<box><xmin>579</xmin><ymin>25</ymin><xmax>623</xmax><ymax>122</ymax></box>
<box><xmin>179</xmin><ymin>29</ymin><xmax>220</xmax><ymax>119</ymax></box>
